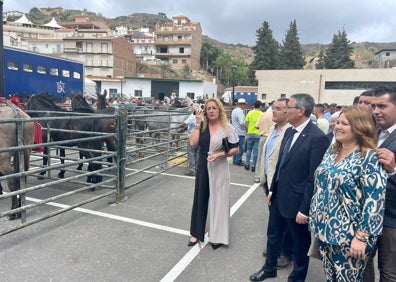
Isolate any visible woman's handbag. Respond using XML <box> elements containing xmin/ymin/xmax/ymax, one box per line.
<box><xmin>222</xmin><ymin>137</ymin><xmax>230</xmax><ymax>153</ymax></box>
<box><xmin>308</xmin><ymin>233</ymin><xmax>321</xmax><ymax>260</ymax></box>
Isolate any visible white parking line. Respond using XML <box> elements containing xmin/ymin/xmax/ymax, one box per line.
<box><xmin>160</xmin><ymin>182</ymin><xmax>260</xmax><ymax>282</ymax></box>
<box><xmin>17</xmin><ymin>164</ymin><xmax>257</xmax><ymax>281</ymax></box>
<box><xmin>26</xmin><ymin>196</ymin><xmax>190</xmax><ymax>236</ymax></box>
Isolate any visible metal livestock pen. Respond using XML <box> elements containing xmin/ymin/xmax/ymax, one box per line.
<box><xmin>0</xmin><ymin>105</ymin><xmax>191</xmax><ymax>235</ymax></box>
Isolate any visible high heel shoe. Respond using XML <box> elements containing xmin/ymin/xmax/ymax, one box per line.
<box><xmin>187</xmin><ymin>239</ymin><xmax>198</xmax><ymax>247</ymax></box>
<box><xmin>211</xmin><ymin>243</ymin><xmax>222</xmax><ymax>250</ymax></box>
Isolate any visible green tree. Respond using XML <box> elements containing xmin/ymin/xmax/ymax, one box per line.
<box><xmin>279</xmin><ymin>20</ymin><xmax>305</xmax><ymax>69</ymax></box>
<box><xmin>234</xmin><ymin>64</ymin><xmax>250</xmax><ymax>86</ymax></box>
<box><xmin>200</xmin><ymin>42</ymin><xmax>222</xmax><ymax>71</ymax></box>
<box><xmin>28</xmin><ymin>7</ymin><xmax>50</xmax><ymax>23</ymax></box>
<box><xmin>249</xmin><ymin>21</ymin><xmax>280</xmax><ymax>84</ymax></box>
<box><xmin>251</xmin><ymin>21</ymin><xmax>280</xmax><ymax>70</ymax></box>
<box><xmin>324</xmin><ymin>28</ymin><xmax>355</xmax><ymax>69</ymax></box>
<box><xmin>213</xmin><ymin>53</ymin><xmax>233</xmax><ymax>85</ymax></box>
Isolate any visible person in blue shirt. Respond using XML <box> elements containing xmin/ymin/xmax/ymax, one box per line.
<box><xmin>231</xmin><ymin>98</ymin><xmax>247</xmax><ymax>166</ymax></box>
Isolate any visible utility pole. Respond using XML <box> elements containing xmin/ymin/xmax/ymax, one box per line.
<box><xmin>231</xmin><ymin>65</ymin><xmax>237</xmax><ymax>105</ymax></box>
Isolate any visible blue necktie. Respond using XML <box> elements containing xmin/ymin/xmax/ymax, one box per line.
<box><xmin>276</xmin><ymin>128</ymin><xmax>297</xmax><ymax>181</ymax></box>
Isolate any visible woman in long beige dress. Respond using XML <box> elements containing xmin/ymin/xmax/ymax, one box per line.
<box><xmin>188</xmin><ymin>98</ymin><xmax>239</xmax><ymax>250</ymax></box>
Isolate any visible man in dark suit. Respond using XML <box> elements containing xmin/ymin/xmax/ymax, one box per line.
<box><xmin>249</xmin><ymin>93</ymin><xmax>329</xmax><ymax>282</ymax></box>
<box><xmin>363</xmin><ymin>86</ymin><xmax>396</xmax><ymax>282</ymax></box>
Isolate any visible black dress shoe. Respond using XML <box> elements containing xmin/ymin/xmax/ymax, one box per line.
<box><xmin>249</xmin><ymin>270</ymin><xmax>277</xmax><ymax>281</ymax></box>
<box><xmin>277</xmin><ymin>255</ymin><xmax>292</xmax><ymax>268</ymax></box>
<box><xmin>211</xmin><ymin>243</ymin><xmax>222</xmax><ymax>250</ymax></box>
<box><xmin>251</xmin><ymin>166</ymin><xmax>255</xmax><ymax>172</ymax></box>
<box><xmin>187</xmin><ymin>239</ymin><xmax>198</xmax><ymax>247</ymax></box>
<box><xmin>245</xmin><ymin>165</ymin><xmax>250</xmax><ymax>170</ymax></box>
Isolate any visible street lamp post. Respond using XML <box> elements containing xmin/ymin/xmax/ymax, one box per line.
<box><xmin>231</xmin><ymin>65</ymin><xmax>237</xmax><ymax>105</ymax></box>
<box><xmin>117</xmin><ymin>76</ymin><xmax>125</xmax><ymax>96</ymax></box>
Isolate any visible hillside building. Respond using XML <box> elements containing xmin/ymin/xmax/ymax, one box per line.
<box><xmin>58</xmin><ymin>20</ymin><xmax>136</xmax><ymax>78</ymax></box>
<box><xmin>154</xmin><ymin>15</ymin><xmax>202</xmax><ymax>70</ymax></box>
<box><xmin>373</xmin><ymin>49</ymin><xmax>396</xmax><ymax>68</ymax></box>
<box><xmin>4</xmin><ymin>14</ymin><xmax>137</xmax><ymax>78</ymax></box>
<box><xmin>122</xmin><ymin>27</ymin><xmax>157</xmax><ymax>62</ymax></box>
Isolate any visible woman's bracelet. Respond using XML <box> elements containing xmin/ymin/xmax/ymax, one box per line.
<box><xmin>355</xmin><ymin>234</ymin><xmax>368</xmax><ymax>243</ymax></box>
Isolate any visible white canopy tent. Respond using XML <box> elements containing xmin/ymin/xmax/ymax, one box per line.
<box><xmin>41</xmin><ymin>17</ymin><xmax>64</xmax><ymax>29</ymax></box>
<box><xmin>84</xmin><ymin>78</ymin><xmax>97</xmax><ymax>100</ymax></box>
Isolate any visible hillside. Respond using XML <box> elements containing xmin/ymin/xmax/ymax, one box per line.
<box><xmin>15</xmin><ymin>8</ymin><xmax>396</xmax><ymax>69</ymax></box>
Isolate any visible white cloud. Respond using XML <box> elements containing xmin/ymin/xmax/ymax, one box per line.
<box><xmin>4</xmin><ymin>0</ymin><xmax>396</xmax><ymax>45</ymax></box>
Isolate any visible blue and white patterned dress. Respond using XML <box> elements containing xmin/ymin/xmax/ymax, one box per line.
<box><xmin>309</xmin><ymin>146</ymin><xmax>387</xmax><ymax>281</ymax></box>
<box><xmin>309</xmin><ymin>147</ymin><xmax>386</xmax><ymax>243</ymax></box>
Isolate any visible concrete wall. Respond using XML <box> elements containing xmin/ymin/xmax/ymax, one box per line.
<box><xmin>256</xmin><ymin>69</ymin><xmax>396</xmax><ymax>105</ymax></box>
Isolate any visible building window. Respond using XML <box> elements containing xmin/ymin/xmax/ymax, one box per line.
<box><xmin>179</xmin><ymin>47</ymin><xmax>184</xmax><ymax>53</ymax></box>
<box><xmin>23</xmin><ymin>64</ymin><xmax>33</xmax><ymax>72</ymax></box>
<box><xmin>280</xmin><ymin>94</ymin><xmax>286</xmax><ymax>98</ymax></box>
<box><xmin>62</xmin><ymin>70</ymin><xmax>70</xmax><ymax>78</ymax></box>
<box><xmin>172</xmin><ymin>59</ymin><xmax>178</xmax><ymax>64</ymax></box>
<box><xmin>178</xmin><ymin>35</ymin><xmax>182</xmax><ymax>40</ymax></box>
<box><xmin>101</xmin><ymin>43</ymin><xmax>108</xmax><ymax>53</ymax></box>
<box><xmin>50</xmin><ymin>68</ymin><xmax>59</xmax><ymax>76</ymax></box>
<box><xmin>325</xmin><ymin>81</ymin><xmax>396</xmax><ymax>90</ymax></box>
<box><xmin>182</xmin><ymin>59</ymin><xmax>187</xmax><ymax>64</ymax></box>
<box><xmin>134</xmin><ymin>90</ymin><xmax>142</xmax><ymax>97</ymax></box>
<box><xmin>37</xmin><ymin>66</ymin><xmax>46</xmax><ymax>74</ymax></box>
<box><xmin>7</xmin><ymin>61</ymin><xmax>18</xmax><ymax>70</ymax></box>
<box><xmin>386</xmin><ymin>52</ymin><xmax>390</xmax><ymax>56</ymax></box>
<box><xmin>76</xmin><ymin>42</ymin><xmax>82</xmax><ymax>52</ymax></box>
<box><xmin>261</xmin><ymin>93</ymin><xmax>267</xmax><ymax>100</ymax></box>
<box><xmin>86</xmin><ymin>42</ymin><xmax>93</xmax><ymax>53</ymax></box>
<box><xmin>187</xmin><ymin>92</ymin><xmax>195</xmax><ymax>99</ymax></box>
<box><xmin>73</xmin><ymin>72</ymin><xmax>81</xmax><ymax>79</ymax></box>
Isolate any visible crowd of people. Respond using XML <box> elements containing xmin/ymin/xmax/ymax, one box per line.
<box><xmin>184</xmin><ymin>86</ymin><xmax>396</xmax><ymax>282</ymax></box>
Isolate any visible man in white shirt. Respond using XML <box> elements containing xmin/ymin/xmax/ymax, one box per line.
<box><xmin>231</xmin><ymin>98</ymin><xmax>247</xmax><ymax>166</ymax></box>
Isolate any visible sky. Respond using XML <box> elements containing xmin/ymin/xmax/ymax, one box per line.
<box><xmin>4</xmin><ymin>0</ymin><xmax>396</xmax><ymax>46</ymax></box>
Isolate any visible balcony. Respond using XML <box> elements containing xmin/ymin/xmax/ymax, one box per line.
<box><xmin>64</xmin><ymin>47</ymin><xmax>83</xmax><ymax>53</ymax></box>
<box><xmin>155</xmin><ymin>52</ymin><xmax>190</xmax><ymax>58</ymax></box>
<box><xmin>63</xmin><ymin>47</ymin><xmax>112</xmax><ymax>54</ymax></box>
<box><xmin>154</xmin><ymin>38</ymin><xmax>192</xmax><ymax>45</ymax></box>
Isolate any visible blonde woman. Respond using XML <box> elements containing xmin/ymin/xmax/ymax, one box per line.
<box><xmin>188</xmin><ymin>98</ymin><xmax>239</xmax><ymax>250</ymax></box>
<box><xmin>309</xmin><ymin>106</ymin><xmax>387</xmax><ymax>281</ymax></box>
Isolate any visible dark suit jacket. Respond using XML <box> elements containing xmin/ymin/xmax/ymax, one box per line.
<box><xmin>270</xmin><ymin>121</ymin><xmax>329</xmax><ymax>218</ymax></box>
<box><xmin>380</xmin><ymin>130</ymin><xmax>396</xmax><ymax>228</ymax></box>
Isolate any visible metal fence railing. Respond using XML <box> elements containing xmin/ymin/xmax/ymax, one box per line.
<box><xmin>0</xmin><ymin>105</ymin><xmax>191</xmax><ymax>236</ymax></box>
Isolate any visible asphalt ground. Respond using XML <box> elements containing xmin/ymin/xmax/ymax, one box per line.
<box><xmin>0</xmin><ymin>157</ymin><xmax>328</xmax><ymax>282</ymax></box>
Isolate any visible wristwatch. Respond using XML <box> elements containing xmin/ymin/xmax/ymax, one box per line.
<box><xmin>387</xmin><ymin>166</ymin><xmax>396</xmax><ymax>177</ymax></box>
